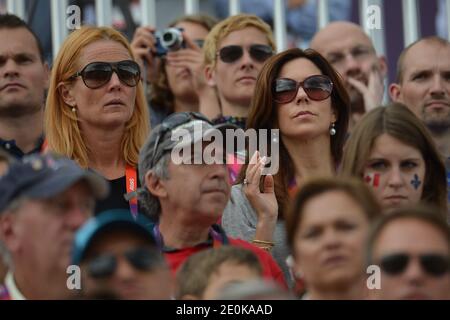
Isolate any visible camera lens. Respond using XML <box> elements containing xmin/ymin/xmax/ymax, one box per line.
<box><xmin>163</xmin><ymin>33</ymin><xmax>173</xmax><ymax>42</ymax></box>
<box><xmin>161</xmin><ymin>28</ymin><xmax>183</xmax><ymax>51</ymax></box>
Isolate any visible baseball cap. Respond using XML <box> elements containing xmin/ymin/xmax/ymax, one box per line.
<box><xmin>139</xmin><ymin>111</ymin><xmax>239</xmax><ymax>170</ymax></box>
<box><xmin>72</xmin><ymin>209</ymin><xmax>156</xmax><ymax>265</ymax></box>
<box><xmin>0</xmin><ymin>152</ymin><xmax>109</xmax><ymax>213</ymax></box>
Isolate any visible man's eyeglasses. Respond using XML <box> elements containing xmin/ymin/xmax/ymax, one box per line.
<box><xmin>273</xmin><ymin>75</ymin><xmax>333</xmax><ymax>104</ymax></box>
<box><xmin>70</xmin><ymin>60</ymin><xmax>141</xmax><ymax>89</ymax></box>
<box><xmin>378</xmin><ymin>253</ymin><xmax>450</xmax><ymax>277</ymax></box>
<box><xmin>150</xmin><ymin>112</ymin><xmax>211</xmax><ymax>168</ymax></box>
<box><xmin>217</xmin><ymin>44</ymin><xmax>273</xmax><ymax>64</ymax></box>
<box><xmin>87</xmin><ymin>247</ymin><xmax>158</xmax><ymax>278</ymax></box>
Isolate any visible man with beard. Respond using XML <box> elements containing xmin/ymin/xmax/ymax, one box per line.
<box><xmin>389</xmin><ymin>36</ymin><xmax>450</xmax><ymax>215</ymax></box>
<box><xmin>310</xmin><ymin>21</ymin><xmax>387</xmax><ymax>130</ymax></box>
<box><xmin>0</xmin><ymin>14</ymin><xmax>49</xmax><ymax>158</ymax></box>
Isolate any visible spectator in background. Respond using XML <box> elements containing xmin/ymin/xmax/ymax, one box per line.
<box><xmin>311</xmin><ymin>21</ymin><xmax>387</xmax><ymax>130</ymax></box>
<box><xmin>131</xmin><ymin>14</ymin><xmax>219</xmax><ymax>127</ymax></box>
<box><xmin>136</xmin><ymin>112</ymin><xmax>286</xmax><ymax>288</ymax></box>
<box><xmin>222</xmin><ymin>48</ymin><xmax>349</xmax><ymax>284</ymax></box>
<box><xmin>389</xmin><ymin>36</ymin><xmax>450</xmax><ymax>213</ymax></box>
<box><xmin>367</xmin><ymin>206</ymin><xmax>450</xmax><ymax>300</ymax></box>
<box><xmin>203</xmin><ymin>14</ymin><xmax>275</xmax><ymax>128</ymax></box>
<box><xmin>44</xmin><ymin>26</ymin><xmax>149</xmax><ymax>215</ymax></box>
<box><xmin>72</xmin><ymin>209</ymin><xmax>173</xmax><ymax>300</ymax></box>
<box><xmin>214</xmin><ymin>0</ymin><xmax>351</xmax><ymax>49</ymax></box>
<box><xmin>341</xmin><ymin>103</ymin><xmax>447</xmax><ymax>215</ymax></box>
<box><xmin>176</xmin><ymin>246</ymin><xmax>263</xmax><ymax>299</ymax></box>
<box><xmin>0</xmin><ymin>14</ymin><xmax>49</xmax><ymax>158</ymax></box>
<box><xmin>0</xmin><ymin>153</ymin><xmax>108</xmax><ymax>299</ymax></box>
<box><xmin>286</xmin><ymin>178</ymin><xmax>381</xmax><ymax>299</ymax></box>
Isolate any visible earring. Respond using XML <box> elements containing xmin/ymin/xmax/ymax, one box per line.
<box><xmin>329</xmin><ymin>122</ymin><xmax>336</xmax><ymax>136</ymax></box>
<box><xmin>71</xmin><ymin>107</ymin><xmax>76</xmax><ymax>113</ymax></box>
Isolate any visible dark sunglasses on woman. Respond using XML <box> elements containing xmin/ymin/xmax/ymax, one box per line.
<box><xmin>217</xmin><ymin>44</ymin><xmax>273</xmax><ymax>64</ymax></box>
<box><xmin>70</xmin><ymin>60</ymin><xmax>141</xmax><ymax>89</ymax></box>
<box><xmin>87</xmin><ymin>247</ymin><xmax>159</xmax><ymax>278</ymax></box>
<box><xmin>273</xmin><ymin>75</ymin><xmax>333</xmax><ymax>103</ymax></box>
<box><xmin>378</xmin><ymin>253</ymin><xmax>450</xmax><ymax>277</ymax></box>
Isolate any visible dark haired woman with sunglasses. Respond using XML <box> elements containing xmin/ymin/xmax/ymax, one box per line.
<box><xmin>221</xmin><ymin>48</ymin><xmax>350</xmax><ymax>285</ymax></box>
<box><xmin>45</xmin><ymin>26</ymin><xmax>149</xmax><ymax>216</ymax></box>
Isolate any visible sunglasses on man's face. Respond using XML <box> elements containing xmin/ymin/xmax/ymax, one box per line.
<box><xmin>378</xmin><ymin>253</ymin><xmax>450</xmax><ymax>277</ymax></box>
<box><xmin>70</xmin><ymin>60</ymin><xmax>141</xmax><ymax>89</ymax></box>
<box><xmin>87</xmin><ymin>247</ymin><xmax>157</xmax><ymax>279</ymax></box>
<box><xmin>273</xmin><ymin>75</ymin><xmax>333</xmax><ymax>104</ymax></box>
<box><xmin>217</xmin><ymin>44</ymin><xmax>273</xmax><ymax>64</ymax></box>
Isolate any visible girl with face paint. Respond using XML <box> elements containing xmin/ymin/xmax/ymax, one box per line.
<box><xmin>341</xmin><ymin>103</ymin><xmax>447</xmax><ymax>215</ymax></box>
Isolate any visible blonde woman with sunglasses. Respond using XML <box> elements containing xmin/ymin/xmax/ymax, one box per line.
<box><xmin>45</xmin><ymin>26</ymin><xmax>149</xmax><ymax>216</ymax></box>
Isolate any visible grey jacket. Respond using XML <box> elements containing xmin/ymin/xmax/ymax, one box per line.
<box><xmin>222</xmin><ymin>184</ymin><xmax>293</xmax><ymax>286</ymax></box>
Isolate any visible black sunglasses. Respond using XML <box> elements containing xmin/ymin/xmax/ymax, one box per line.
<box><xmin>218</xmin><ymin>44</ymin><xmax>273</xmax><ymax>64</ymax></box>
<box><xmin>150</xmin><ymin>112</ymin><xmax>211</xmax><ymax>168</ymax></box>
<box><xmin>70</xmin><ymin>60</ymin><xmax>141</xmax><ymax>89</ymax></box>
<box><xmin>273</xmin><ymin>75</ymin><xmax>333</xmax><ymax>103</ymax></box>
<box><xmin>88</xmin><ymin>247</ymin><xmax>158</xmax><ymax>279</ymax></box>
<box><xmin>378</xmin><ymin>253</ymin><xmax>450</xmax><ymax>277</ymax></box>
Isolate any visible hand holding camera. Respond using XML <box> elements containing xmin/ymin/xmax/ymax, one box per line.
<box><xmin>130</xmin><ymin>26</ymin><xmax>158</xmax><ymax>83</ymax></box>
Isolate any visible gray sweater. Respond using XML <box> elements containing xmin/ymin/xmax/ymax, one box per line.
<box><xmin>222</xmin><ymin>184</ymin><xmax>293</xmax><ymax>286</ymax></box>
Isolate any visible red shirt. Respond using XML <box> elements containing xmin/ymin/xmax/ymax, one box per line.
<box><xmin>163</xmin><ymin>237</ymin><xmax>287</xmax><ymax>289</ymax></box>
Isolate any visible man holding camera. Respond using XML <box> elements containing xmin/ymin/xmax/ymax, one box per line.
<box><xmin>131</xmin><ymin>14</ymin><xmax>220</xmax><ymax>127</ymax></box>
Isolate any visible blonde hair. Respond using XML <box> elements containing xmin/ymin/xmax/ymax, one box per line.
<box><xmin>203</xmin><ymin>14</ymin><xmax>275</xmax><ymax>69</ymax></box>
<box><xmin>45</xmin><ymin>26</ymin><xmax>149</xmax><ymax>168</ymax></box>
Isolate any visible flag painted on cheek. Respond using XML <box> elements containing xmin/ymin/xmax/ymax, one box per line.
<box><xmin>410</xmin><ymin>173</ymin><xmax>422</xmax><ymax>190</ymax></box>
<box><xmin>364</xmin><ymin>173</ymin><xmax>380</xmax><ymax>187</ymax></box>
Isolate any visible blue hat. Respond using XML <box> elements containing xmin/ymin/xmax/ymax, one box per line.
<box><xmin>0</xmin><ymin>153</ymin><xmax>109</xmax><ymax>213</ymax></box>
<box><xmin>72</xmin><ymin>209</ymin><xmax>156</xmax><ymax>265</ymax></box>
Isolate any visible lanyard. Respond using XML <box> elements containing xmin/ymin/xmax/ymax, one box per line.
<box><xmin>125</xmin><ymin>164</ymin><xmax>139</xmax><ymax>219</ymax></box>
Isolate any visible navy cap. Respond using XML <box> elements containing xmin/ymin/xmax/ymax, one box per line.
<box><xmin>0</xmin><ymin>153</ymin><xmax>109</xmax><ymax>213</ymax></box>
<box><xmin>72</xmin><ymin>209</ymin><xmax>156</xmax><ymax>265</ymax></box>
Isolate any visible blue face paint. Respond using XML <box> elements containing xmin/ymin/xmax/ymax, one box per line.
<box><xmin>410</xmin><ymin>173</ymin><xmax>422</xmax><ymax>190</ymax></box>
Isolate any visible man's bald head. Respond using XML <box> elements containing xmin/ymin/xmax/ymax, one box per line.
<box><xmin>311</xmin><ymin>21</ymin><xmax>374</xmax><ymax>54</ymax></box>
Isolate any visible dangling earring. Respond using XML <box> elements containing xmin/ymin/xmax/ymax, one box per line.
<box><xmin>329</xmin><ymin>122</ymin><xmax>336</xmax><ymax>136</ymax></box>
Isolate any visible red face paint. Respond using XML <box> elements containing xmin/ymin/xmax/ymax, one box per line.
<box><xmin>364</xmin><ymin>173</ymin><xmax>380</xmax><ymax>187</ymax></box>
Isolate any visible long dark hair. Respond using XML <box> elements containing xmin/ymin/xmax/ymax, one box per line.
<box><xmin>238</xmin><ymin>48</ymin><xmax>350</xmax><ymax>217</ymax></box>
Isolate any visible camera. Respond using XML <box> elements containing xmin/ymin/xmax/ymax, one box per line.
<box><xmin>154</xmin><ymin>28</ymin><xmax>185</xmax><ymax>56</ymax></box>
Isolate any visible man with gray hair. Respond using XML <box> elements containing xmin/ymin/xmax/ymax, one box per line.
<box><xmin>137</xmin><ymin>111</ymin><xmax>287</xmax><ymax>288</ymax></box>
<box><xmin>0</xmin><ymin>153</ymin><xmax>108</xmax><ymax>299</ymax></box>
